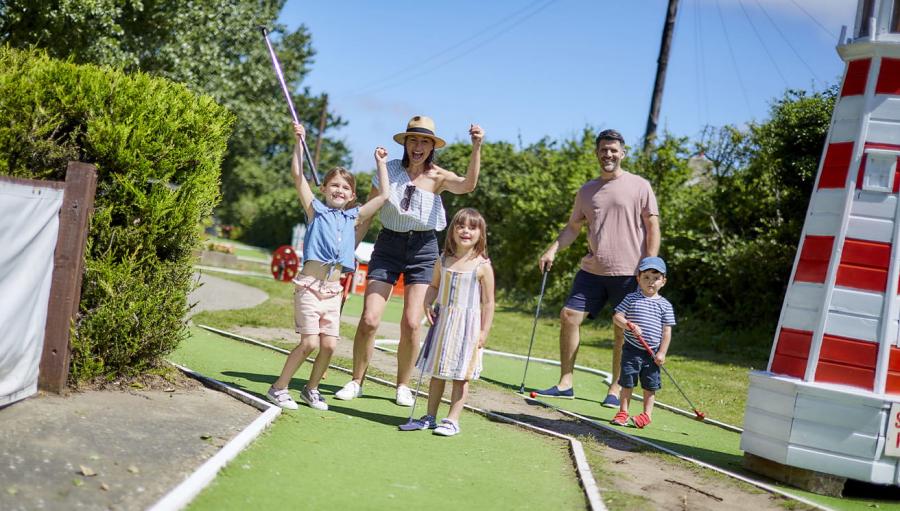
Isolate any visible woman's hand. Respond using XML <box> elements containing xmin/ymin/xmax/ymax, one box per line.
<box><xmin>374</xmin><ymin>146</ymin><xmax>388</xmax><ymax>164</ymax></box>
<box><xmin>469</xmin><ymin>124</ymin><xmax>484</xmax><ymax>146</ymax></box>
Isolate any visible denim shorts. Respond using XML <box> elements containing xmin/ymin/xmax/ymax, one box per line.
<box><xmin>618</xmin><ymin>342</ymin><xmax>661</xmax><ymax>391</ymax></box>
<box><xmin>367</xmin><ymin>228</ymin><xmax>439</xmax><ymax>286</ymax></box>
<box><xmin>564</xmin><ymin>271</ymin><xmax>637</xmax><ymax>319</ymax></box>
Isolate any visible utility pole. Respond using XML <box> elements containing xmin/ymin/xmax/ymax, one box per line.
<box><xmin>643</xmin><ymin>0</ymin><xmax>680</xmax><ymax>154</ymax></box>
<box><xmin>313</xmin><ymin>93</ymin><xmax>328</xmax><ymax>169</ymax></box>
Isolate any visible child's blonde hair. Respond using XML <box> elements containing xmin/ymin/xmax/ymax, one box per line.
<box><xmin>322</xmin><ymin>167</ymin><xmax>357</xmax><ymax>208</ymax></box>
<box><xmin>444</xmin><ymin>208</ymin><xmax>488</xmax><ymax>258</ymax></box>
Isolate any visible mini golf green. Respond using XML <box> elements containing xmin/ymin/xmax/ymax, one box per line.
<box><xmin>478</xmin><ymin>353</ymin><xmax>900</xmax><ymax>511</ymax></box>
<box><xmin>169</xmin><ymin>328</ymin><xmax>587</xmax><ymax>510</ymax></box>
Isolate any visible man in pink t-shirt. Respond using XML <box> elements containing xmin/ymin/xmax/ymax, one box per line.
<box><xmin>536</xmin><ymin>129</ymin><xmax>660</xmax><ymax>405</ymax></box>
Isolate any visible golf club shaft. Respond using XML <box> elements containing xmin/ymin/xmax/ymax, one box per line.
<box><xmin>519</xmin><ymin>269</ymin><xmax>549</xmax><ymax>391</ymax></box>
<box><xmin>631</xmin><ymin>326</ymin><xmax>701</xmax><ymax>414</ymax></box>
<box><xmin>407</xmin><ymin>309</ymin><xmax>439</xmax><ymax>422</ymax></box>
<box><xmin>260</xmin><ymin>26</ymin><xmax>320</xmax><ymax>186</ymax></box>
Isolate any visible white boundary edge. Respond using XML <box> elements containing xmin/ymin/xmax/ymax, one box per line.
<box><xmin>195</xmin><ymin>265</ymin><xmax>270</xmax><ymax>279</ymax></box>
<box><xmin>373</xmin><ymin>339</ymin><xmax>743</xmax><ymax>433</ymax></box>
<box><xmin>195</xmin><ymin>324</ymin><xmax>605</xmax><ymax>510</ymax></box>
<box><xmin>147</xmin><ymin>363</ymin><xmax>281</xmax><ymax>511</ymax></box>
<box><xmin>530</xmin><ymin>399</ymin><xmax>835</xmax><ymax>511</ymax></box>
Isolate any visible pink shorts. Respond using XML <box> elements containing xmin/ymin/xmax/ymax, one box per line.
<box><xmin>293</xmin><ymin>275</ymin><xmax>343</xmax><ymax>337</ymax></box>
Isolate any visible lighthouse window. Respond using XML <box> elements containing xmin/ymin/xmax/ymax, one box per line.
<box><xmin>893</xmin><ymin>0</ymin><xmax>900</xmax><ymax>32</ymax></box>
<box><xmin>862</xmin><ymin>151</ymin><xmax>898</xmax><ymax>192</ymax></box>
<box><xmin>860</xmin><ymin>0</ymin><xmax>876</xmax><ymax>36</ymax></box>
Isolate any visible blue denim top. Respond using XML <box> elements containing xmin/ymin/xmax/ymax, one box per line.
<box><xmin>302</xmin><ymin>198</ymin><xmax>359</xmax><ymax>273</ymax></box>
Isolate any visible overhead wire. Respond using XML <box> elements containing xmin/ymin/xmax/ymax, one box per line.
<box><xmin>349</xmin><ymin>0</ymin><xmax>557</xmax><ymax>97</ymax></box>
<box><xmin>751</xmin><ymin>0</ymin><xmax>826</xmax><ymax>84</ymax></box>
<box><xmin>714</xmin><ymin>0</ymin><xmax>754</xmax><ymax>117</ymax></box>
<box><xmin>787</xmin><ymin>0</ymin><xmax>839</xmax><ymax>39</ymax></box>
<box><xmin>736</xmin><ymin>0</ymin><xmax>789</xmax><ymax>87</ymax></box>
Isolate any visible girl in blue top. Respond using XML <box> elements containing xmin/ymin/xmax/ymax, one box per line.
<box><xmin>267</xmin><ymin>123</ymin><xmax>390</xmax><ymax>411</ymax></box>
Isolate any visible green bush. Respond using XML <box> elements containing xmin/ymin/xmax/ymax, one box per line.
<box><xmin>0</xmin><ymin>47</ymin><xmax>233</xmax><ymax>383</ymax></box>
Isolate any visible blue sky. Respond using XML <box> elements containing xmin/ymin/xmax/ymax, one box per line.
<box><xmin>279</xmin><ymin>0</ymin><xmax>856</xmax><ymax>171</ymax></box>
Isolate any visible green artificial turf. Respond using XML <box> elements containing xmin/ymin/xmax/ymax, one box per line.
<box><xmin>170</xmin><ymin>328</ymin><xmax>586</xmax><ymax>511</ymax></box>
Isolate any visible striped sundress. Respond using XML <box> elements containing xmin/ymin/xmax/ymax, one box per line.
<box><xmin>416</xmin><ymin>259</ymin><xmax>487</xmax><ymax>381</ymax></box>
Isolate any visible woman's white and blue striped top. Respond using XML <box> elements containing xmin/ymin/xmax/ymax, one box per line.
<box><xmin>615</xmin><ymin>291</ymin><xmax>676</xmax><ymax>350</ymax></box>
<box><xmin>373</xmin><ymin>159</ymin><xmax>447</xmax><ymax>232</ymax></box>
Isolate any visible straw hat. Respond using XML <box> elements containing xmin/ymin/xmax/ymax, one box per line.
<box><xmin>393</xmin><ymin>115</ymin><xmax>446</xmax><ymax>148</ymax></box>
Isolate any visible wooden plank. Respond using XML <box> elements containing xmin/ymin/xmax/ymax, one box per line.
<box><xmin>38</xmin><ymin>162</ymin><xmax>97</xmax><ymax>394</ymax></box>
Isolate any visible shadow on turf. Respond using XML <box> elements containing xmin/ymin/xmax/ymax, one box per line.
<box><xmin>220</xmin><ymin>370</ymin><xmax>413</xmax><ymax>427</ymax></box>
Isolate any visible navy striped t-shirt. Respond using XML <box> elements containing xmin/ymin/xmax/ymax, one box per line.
<box><xmin>615</xmin><ymin>291</ymin><xmax>676</xmax><ymax>350</ymax></box>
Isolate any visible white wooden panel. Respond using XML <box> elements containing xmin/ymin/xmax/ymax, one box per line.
<box><xmin>824</xmin><ymin>311</ymin><xmax>880</xmax><ymax>342</ymax></box>
<box><xmin>746</xmin><ymin>384</ymin><xmax>797</xmax><ymax>418</ymax></box>
<box><xmin>782</xmin><ymin>306</ymin><xmax>819</xmax><ymax>332</ymax></box>
<box><xmin>830</xmin><ymin>119</ymin><xmax>860</xmax><ymax>144</ymax></box>
<box><xmin>870</xmin><ymin>95</ymin><xmax>900</xmax><ymax>121</ymax></box>
<box><xmin>748</xmin><ymin>371</ymin><xmax>800</xmax><ymax>393</ymax></box>
<box><xmin>804</xmin><ymin>214</ymin><xmax>842</xmax><ymax>236</ymax></box>
<box><xmin>846</xmin><ymin>215</ymin><xmax>895</xmax><ymax>243</ymax></box>
<box><xmin>744</xmin><ymin>407</ymin><xmax>793</xmax><ymax>442</ymax></box>
<box><xmin>790</xmin><ymin>420</ymin><xmax>880</xmax><ymax>458</ymax></box>
<box><xmin>787</xmin><ymin>445</ymin><xmax>896</xmax><ymax>484</ymax></box>
<box><xmin>810</xmin><ymin>189</ymin><xmax>847</xmax><ymax>215</ymax></box>
<box><xmin>740</xmin><ymin>431</ymin><xmax>789</xmax><ymax>465</ymax></box>
<box><xmin>797</xmin><ymin>380</ymin><xmax>891</xmax><ymax>407</ymax></box>
<box><xmin>866</xmin><ymin>120</ymin><xmax>900</xmax><ymax>147</ymax></box>
<box><xmin>851</xmin><ymin>191</ymin><xmax>897</xmax><ymax>219</ymax></box>
<box><xmin>795</xmin><ymin>394</ymin><xmax>886</xmax><ymax>434</ymax></box>
<box><xmin>830</xmin><ymin>287</ymin><xmax>884</xmax><ymax>318</ymax></box>
<box><xmin>785</xmin><ymin>282</ymin><xmax>825</xmax><ymax>311</ymax></box>
<box><xmin>834</xmin><ymin>95</ymin><xmax>865</xmax><ymax>121</ymax></box>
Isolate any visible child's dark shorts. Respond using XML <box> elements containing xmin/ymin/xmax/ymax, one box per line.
<box><xmin>618</xmin><ymin>342</ymin><xmax>661</xmax><ymax>391</ymax></box>
<box><xmin>367</xmin><ymin>228</ymin><xmax>439</xmax><ymax>286</ymax></box>
<box><xmin>564</xmin><ymin>271</ymin><xmax>636</xmax><ymax>319</ymax></box>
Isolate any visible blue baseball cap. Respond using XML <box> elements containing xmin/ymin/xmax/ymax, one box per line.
<box><xmin>638</xmin><ymin>256</ymin><xmax>667</xmax><ymax>275</ymax></box>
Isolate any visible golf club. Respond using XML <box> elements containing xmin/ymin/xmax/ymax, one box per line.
<box><xmin>399</xmin><ymin>307</ymin><xmax>440</xmax><ymax>430</ymax></box>
<box><xmin>518</xmin><ymin>268</ymin><xmax>549</xmax><ymax>394</ymax></box>
<box><xmin>259</xmin><ymin>26</ymin><xmax>320</xmax><ymax>186</ymax></box>
<box><xmin>627</xmin><ymin>322</ymin><xmax>706</xmax><ymax>421</ymax></box>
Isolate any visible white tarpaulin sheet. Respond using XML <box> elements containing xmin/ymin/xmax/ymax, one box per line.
<box><xmin>0</xmin><ymin>180</ymin><xmax>64</xmax><ymax>406</ymax></box>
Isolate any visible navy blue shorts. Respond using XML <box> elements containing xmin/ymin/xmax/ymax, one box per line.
<box><xmin>564</xmin><ymin>271</ymin><xmax>637</xmax><ymax>319</ymax></box>
<box><xmin>618</xmin><ymin>342</ymin><xmax>661</xmax><ymax>391</ymax></box>
<box><xmin>367</xmin><ymin>229</ymin><xmax>439</xmax><ymax>286</ymax></box>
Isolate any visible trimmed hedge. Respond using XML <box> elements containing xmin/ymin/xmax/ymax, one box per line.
<box><xmin>0</xmin><ymin>47</ymin><xmax>234</xmax><ymax>382</ymax></box>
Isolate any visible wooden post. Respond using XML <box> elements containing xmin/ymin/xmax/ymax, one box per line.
<box><xmin>38</xmin><ymin>162</ymin><xmax>97</xmax><ymax>394</ymax></box>
<box><xmin>643</xmin><ymin>0</ymin><xmax>680</xmax><ymax>154</ymax></box>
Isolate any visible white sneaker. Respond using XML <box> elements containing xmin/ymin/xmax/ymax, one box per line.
<box><xmin>300</xmin><ymin>387</ymin><xmax>329</xmax><ymax>411</ymax></box>
<box><xmin>334</xmin><ymin>380</ymin><xmax>362</xmax><ymax>401</ymax></box>
<box><xmin>395</xmin><ymin>385</ymin><xmax>414</xmax><ymax>407</ymax></box>
<box><xmin>266</xmin><ymin>386</ymin><xmax>298</xmax><ymax>410</ymax></box>
<box><xmin>433</xmin><ymin>418</ymin><xmax>460</xmax><ymax>437</ymax></box>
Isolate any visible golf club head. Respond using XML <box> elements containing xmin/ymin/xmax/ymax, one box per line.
<box><xmin>258</xmin><ymin>26</ymin><xmax>269</xmax><ymax>36</ymax></box>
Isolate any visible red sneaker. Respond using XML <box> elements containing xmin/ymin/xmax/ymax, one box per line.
<box><xmin>631</xmin><ymin>412</ymin><xmax>651</xmax><ymax>429</ymax></box>
<box><xmin>610</xmin><ymin>410</ymin><xmax>629</xmax><ymax>426</ymax></box>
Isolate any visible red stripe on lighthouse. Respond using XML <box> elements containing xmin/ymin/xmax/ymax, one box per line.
<box><xmin>815</xmin><ymin>335</ymin><xmax>876</xmax><ymax>390</ymax></box>
<box><xmin>818</xmin><ymin>142</ymin><xmax>855</xmax><ymax>189</ymax></box>
<box><xmin>886</xmin><ymin>346</ymin><xmax>900</xmax><ymax>395</ymax></box>
<box><xmin>835</xmin><ymin>239</ymin><xmax>891</xmax><ymax>292</ymax></box>
<box><xmin>841</xmin><ymin>58</ymin><xmax>871</xmax><ymax>97</ymax></box>
<box><xmin>770</xmin><ymin>328</ymin><xmax>812</xmax><ymax>378</ymax></box>
<box><xmin>794</xmin><ymin>235</ymin><xmax>834</xmax><ymax>283</ymax></box>
<box><xmin>876</xmin><ymin>58</ymin><xmax>900</xmax><ymax>95</ymax></box>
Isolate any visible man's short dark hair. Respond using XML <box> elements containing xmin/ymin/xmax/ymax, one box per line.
<box><xmin>595</xmin><ymin>129</ymin><xmax>625</xmax><ymax>148</ymax></box>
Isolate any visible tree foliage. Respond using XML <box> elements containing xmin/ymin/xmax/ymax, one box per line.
<box><xmin>0</xmin><ymin>0</ymin><xmax>351</xmax><ymax>245</ymax></box>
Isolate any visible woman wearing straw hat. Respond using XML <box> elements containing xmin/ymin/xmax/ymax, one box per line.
<box><xmin>335</xmin><ymin>115</ymin><xmax>484</xmax><ymax>406</ymax></box>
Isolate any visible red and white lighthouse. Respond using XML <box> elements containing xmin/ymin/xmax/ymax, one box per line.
<box><xmin>742</xmin><ymin>0</ymin><xmax>900</xmax><ymax>487</ymax></box>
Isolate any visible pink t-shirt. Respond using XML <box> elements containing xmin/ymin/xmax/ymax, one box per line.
<box><xmin>571</xmin><ymin>172</ymin><xmax>658</xmax><ymax>276</ymax></box>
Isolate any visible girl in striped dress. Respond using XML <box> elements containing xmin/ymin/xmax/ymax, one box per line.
<box><xmin>401</xmin><ymin>208</ymin><xmax>495</xmax><ymax>436</ymax></box>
